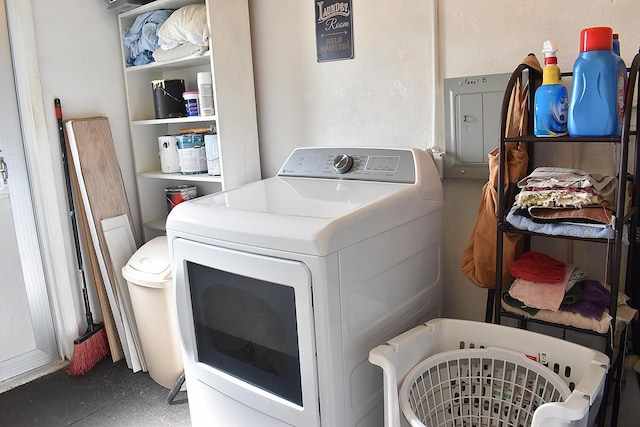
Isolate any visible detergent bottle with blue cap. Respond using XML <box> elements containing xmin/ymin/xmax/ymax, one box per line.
<box><xmin>534</xmin><ymin>40</ymin><xmax>568</xmax><ymax>136</ymax></box>
<box><xmin>568</xmin><ymin>27</ymin><xmax>627</xmax><ymax>137</ymax></box>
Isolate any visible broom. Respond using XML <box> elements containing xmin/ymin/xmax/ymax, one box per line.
<box><xmin>55</xmin><ymin>98</ymin><xmax>109</xmax><ymax>375</ymax></box>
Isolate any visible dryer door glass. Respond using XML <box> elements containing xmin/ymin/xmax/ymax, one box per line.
<box><xmin>187</xmin><ymin>261</ymin><xmax>303</xmax><ymax>406</ymax></box>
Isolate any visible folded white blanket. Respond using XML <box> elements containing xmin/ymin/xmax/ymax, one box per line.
<box><xmin>153</xmin><ymin>43</ymin><xmax>208</xmax><ymax>63</ymax></box>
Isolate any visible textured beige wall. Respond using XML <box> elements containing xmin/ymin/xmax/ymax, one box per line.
<box><xmin>250</xmin><ymin>0</ymin><xmax>637</xmax><ymax>321</ymax></box>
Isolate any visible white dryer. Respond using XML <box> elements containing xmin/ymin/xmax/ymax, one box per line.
<box><xmin>167</xmin><ymin>147</ymin><xmax>444</xmax><ymax>427</ymax></box>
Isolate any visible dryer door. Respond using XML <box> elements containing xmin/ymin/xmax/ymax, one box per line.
<box><xmin>173</xmin><ymin>238</ymin><xmax>319</xmax><ymax>427</ymax></box>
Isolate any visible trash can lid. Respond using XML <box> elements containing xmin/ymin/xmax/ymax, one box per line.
<box><xmin>122</xmin><ymin>236</ymin><xmax>172</xmax><ymax>286</ymax></box>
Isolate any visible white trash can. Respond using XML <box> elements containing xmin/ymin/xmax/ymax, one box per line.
<box><xmin>122</xmin><ymin>236</ymin><xmax>184</xmax><ymax>390</ymax></box>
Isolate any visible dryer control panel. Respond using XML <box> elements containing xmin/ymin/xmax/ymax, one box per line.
<box><xmin>278</xmin><ymin>147</ymin><xmax>416</xmax><ymax>183</ymax></box>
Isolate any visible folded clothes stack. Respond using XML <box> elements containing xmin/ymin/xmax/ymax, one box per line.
<box><xmin>124</xmin><ymin>4</ymin><xmax>210</xmax><ymax>67</ymax></box>
<box><xmin>502</xmin><ymin>251</ymin><xmax>637</xmax><ymax>333</ymax></box>
<box><xmin>506</xmin><ymin>251</ymin><xmax>586</xmax><ymax>313</ymax></box>
<box><xmin>506</xmin><ymin>167</ymin><xmax>618</xmax><ymax>239</ymax></box>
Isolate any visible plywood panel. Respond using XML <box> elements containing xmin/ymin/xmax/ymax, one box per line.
<box><xmin>67</xmin><ymin>150</ymin><xmax>123</xmax><ymax>362</ymax></box>
<box><xmin>102</xmin><ymin>214</ymin><xmax>145</xmax><ymax>372</ymax></box>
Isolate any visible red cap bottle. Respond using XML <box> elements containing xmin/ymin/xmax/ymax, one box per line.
<box><xmin>580</xmin><ymin>27</ymin><xmax>613</xmax><ymax>52</ymax></box>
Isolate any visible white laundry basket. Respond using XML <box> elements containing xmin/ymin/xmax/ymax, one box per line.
<box><xmin>369</xmin><ymin>318</ymin><xmax>609</xmax><ymax>427</ymax></box>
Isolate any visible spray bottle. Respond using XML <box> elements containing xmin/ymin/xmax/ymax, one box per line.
<box><xmin>534</xmin><ymin>40</ymin><xmax>568</xmax><ymax>136</ymax></box>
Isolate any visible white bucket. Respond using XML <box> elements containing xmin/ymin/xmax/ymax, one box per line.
<box><xmin>158</xmin><ymin>135</ymin><xmax>180</xmax><ymax>173</ymax></box>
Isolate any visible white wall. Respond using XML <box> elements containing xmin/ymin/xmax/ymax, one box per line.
<box><xmin>249</xmin><ymin>0</ymin><xmax>640</xmax><ymax>321</ymax></box>
<box><xmin>31</xmin><ymin>0</ymin><xmax>138</xmax><ymax>238</ymax></box>
<box><xmin>27</xmin><ymin>1</ymin><xmax>138</xmax><ymax>333</ymax></box>
<box><xmin>250</xmin><ymin>0</ymin><xmax>436</xmax><ymax>177</ymax></box>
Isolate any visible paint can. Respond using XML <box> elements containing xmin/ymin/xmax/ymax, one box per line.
<box><xmin>204</xmin><ymin>134</ymin><xmax>220</xmax><ymax>175</ymax></box>
<box><xmin>176</xmin><ymin>134</ymin><xmax>207</xmax><ymax>174</ymax></box>
<box><xmin>165</xmin><ymin>185</ymin><xmax>196</xmax><ymax>213</ymax></box>
<box><xmin>158</xmin><ymin>135</ymin><xmax>181</xmax><ymax>173</ymax></box>
<box><xmin>151</xmin><ymin>79</ymin><xmax>186</xmax><ymax>119</ymax></box>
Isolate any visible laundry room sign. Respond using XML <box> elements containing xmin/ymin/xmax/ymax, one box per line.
<box><xmin>315</xmin><ymin>0</ymin><xmax>353</xmax><ymax>62</ymax></box>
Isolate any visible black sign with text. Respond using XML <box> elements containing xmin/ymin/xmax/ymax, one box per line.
<box><xmin>315</xmin><ymin>0</ymin><xmax>353</xmax><ymax>62</ymax></box>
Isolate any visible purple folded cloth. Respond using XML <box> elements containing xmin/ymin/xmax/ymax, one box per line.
<box><xmin>560</xmin><ymin>279</ymin><xmax>610</xmax><ymax>319</ymax></box>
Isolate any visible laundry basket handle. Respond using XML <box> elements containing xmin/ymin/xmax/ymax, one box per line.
<box><xmin>531</xmin><ymin>393</ymin><xmax>590</xmax><ymax>427</ymax></box>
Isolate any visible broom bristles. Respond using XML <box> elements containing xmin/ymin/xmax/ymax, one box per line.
<box><xmin>66</xmin><ymin>326</ymin><xmax>109</xmax><ymax>376</ymax></box>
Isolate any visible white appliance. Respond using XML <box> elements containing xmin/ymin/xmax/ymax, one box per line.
<box><xmin>166</xmin><ymin>147</ymin><xmax>444</xmax><ymax>427</ymax></box>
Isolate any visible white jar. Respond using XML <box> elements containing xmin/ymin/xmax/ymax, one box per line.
<box><xmin>197</xmin><ymin>72</ymin><xmax>215</xmax><ymax>116</ymax></box>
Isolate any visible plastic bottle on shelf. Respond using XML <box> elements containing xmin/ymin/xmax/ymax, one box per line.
<box><xmin>567</xmin><ymin>26</ymin><xmax>627</xmax><ymax>137</ymax></box>
<box><xmin>534</xmin><ymin>40</ymin><xmax>568</xmax><ymax>137</ymax></box>
<box><xmin>612</xmin><ymin>33</ymin><xmax>627</xmax><ymax>124</ymax></box>
<box><xmin>613</xmin><ymin>33</ymin><xmax>621</xmax><ymax>55</ymax></box>
<box><xmin>197</xmin><ymin>72</ymin><xmax>215</xmax><ymax>116</ymax></box>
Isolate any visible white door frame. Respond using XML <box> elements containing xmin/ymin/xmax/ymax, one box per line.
<box><xmin>5</xmin><ymin>0</ymin><xmax>81</xmax><ymax>362</ymax></box>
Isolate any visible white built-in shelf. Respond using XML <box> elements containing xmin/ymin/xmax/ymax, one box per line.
<box><xmin>124</xmin><ymin>52</ymin><xmax>211</xmax><ymax>73</ymax></box>
<box><xmin>139</xmin><ymin>171</ymin><xmax>222</xmax><ymax>182</ymax></box>
<box><xmin>132</xmin><ymin>115</ymin><xmax>216</xmax><ymax>126</ymax></box>
<box><xmin>119</xmin><ymin>0</ymin><xmax>260</xmax><ymax>241</ymax></box>
<box><xmin>143</xmin><ymin>219</ymin><xmax>167</xmax><ymax>231</ymax></box>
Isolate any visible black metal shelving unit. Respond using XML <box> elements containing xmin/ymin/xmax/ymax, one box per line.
<box><xmin>492</xmin><ymin>53</ymin><xmax>640</xmax><ymax>427</ymax></box>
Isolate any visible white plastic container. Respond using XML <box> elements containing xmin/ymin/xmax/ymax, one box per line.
<box><xmin>369</xmin><ymin>318</ymin><xmax>609</xmax><ymax>427</ymax></box>
<box><xmin>183</xmin><ymin>91</ymin><xmax>200</xmax><ymax>117</ymax></box>
<box><xmin>158</xmin><ymin>135</ymin><xmax>181</xmax><ymax>173</ymax></box>
<box><xmin>122</xmin><ymin>236</ymin><xmax>185</xmax><ymax>390</ymax></box>
<box><xmin>204</xmin><ymin>134</ymin><xmax>220</xmax><ymax>175</ymax></box>
<box><xmin>197</xmin><ymin>71</ymin><xmax>215</xmax><ymax>116</ymax></box>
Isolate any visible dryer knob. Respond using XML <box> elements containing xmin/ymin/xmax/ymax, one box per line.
<box><xmin>333</xmin><ymin>153</ymin><xmax>354</xmax><ymax>174</ymax></box>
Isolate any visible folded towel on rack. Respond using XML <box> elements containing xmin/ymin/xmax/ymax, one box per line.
<box><xmin>559</xmin><ymin>279</ymin><xmax>611</xmax><ymax>319</ymax></box>
<box><xmin>527</xmin><ymin>205</ymin><xmax>614</xmax><ymax>226</ymax></box>
<box><xmin>502</xmin><ymin>289</ymin><xmax>637</xmax><ymax>334</ymax></box>
<box><xmin>515</xmin><ymin>188</ymin><xmax>602</xmax><ymax>209</ymax></box>
<box><xmin>507</xmin><ymin>205</ymin><xmax>617</xmax><ymax>240</ymax></box>
<box><xmin>508</xmin><ymin>265</ymin><xmax>585</xmax><ymax>311</ymax></box>
<box><xmin>517</xmin><ymin>167</ymin><xmax>617</xmax><ymax>197</ymax></box>
<box><xmin>510</xmin><ymin>251</ymin><xmax>566</xmax><ymax>282</ymax></box>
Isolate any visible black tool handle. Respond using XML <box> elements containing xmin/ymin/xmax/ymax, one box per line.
<box><xmin>55</xmin><ymin>98</ymin><xmax>94</xmax><ymax>326</ymax></box>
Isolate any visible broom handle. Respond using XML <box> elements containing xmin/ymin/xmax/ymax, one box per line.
<box><xmin>54</xmin><ymin>98</ymin><xmax>94</xmax><ymax>327</ymax></box>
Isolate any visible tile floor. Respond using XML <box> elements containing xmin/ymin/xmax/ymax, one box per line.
<box><xmin>0</xmin><ymin>358</ymin><xmax>190</xmax><ymax>426</ymax></box>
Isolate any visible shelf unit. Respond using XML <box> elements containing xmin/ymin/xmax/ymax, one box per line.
<box><xmin>493</xmin><ymin>54</ymin><xmax>640</xmax><ymax>426</ymax></box>
<box><xmin>118</xmin><ymin>0</ymin><xmax>261</xmax><ymax>242</ymax></box>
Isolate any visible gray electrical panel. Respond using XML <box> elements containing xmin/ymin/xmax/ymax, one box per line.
<box><xmin>443</xmin><ymin>73</ymin><xmax>511</xmax><ymax>179</ymax></box>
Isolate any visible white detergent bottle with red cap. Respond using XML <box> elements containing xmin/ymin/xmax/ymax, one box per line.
<box><xmin>568</xmin><ymin>27</ymin><xmax>627</xmax><ymax>137</ymax></box>
<box><xmin>534</xmin><ymin>39</ymin><xmax>568</xmax><ymax>136</ymax></box>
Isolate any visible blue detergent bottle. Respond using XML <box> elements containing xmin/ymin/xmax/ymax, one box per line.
<box><xmin>612</xmin><ymin>33</ymin><xmax>627</xmax><ymax>121</ymax></box>
<box><xmin>567</xmin><ymin>27</ymin><xmax>627</xmax><ymax>137</ymax></box>
<box><xmin>534</xmin><ymin>40</ymin><xmax>568</xmax><ymax>136</ymax></box>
